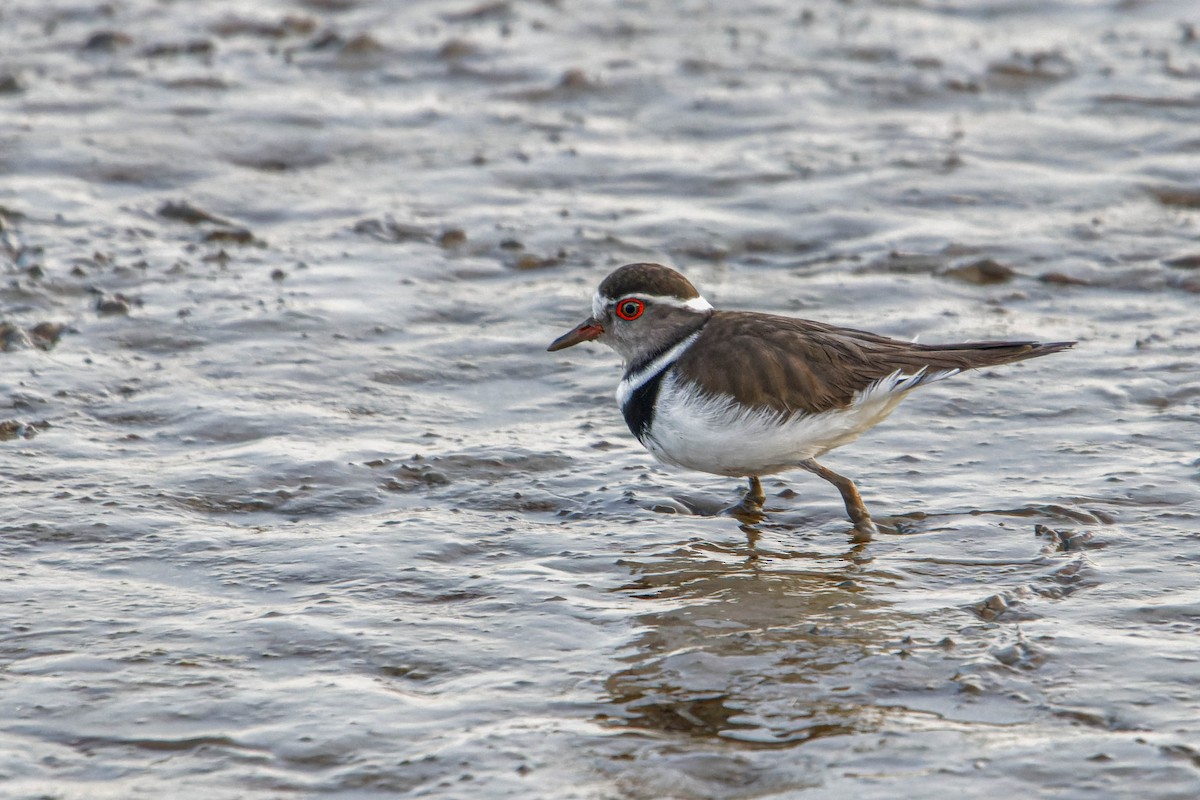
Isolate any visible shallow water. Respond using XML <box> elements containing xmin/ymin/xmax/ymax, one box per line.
<box><xmin>2</xmin><ymin>0</ymin><xmax>1199</xmax><ymax>797</ymax></box>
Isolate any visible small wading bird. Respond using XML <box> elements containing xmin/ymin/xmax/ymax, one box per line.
<box><xmin>548</xmin><ymin>263</ymin><xmax>1074</xmax><ymax>535</ymax></box>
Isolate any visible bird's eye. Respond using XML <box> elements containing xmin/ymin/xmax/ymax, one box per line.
<box><xmin>616</xmin><ymin>298</ymin><xmax>644</xmax><ymax>321</ymax></box>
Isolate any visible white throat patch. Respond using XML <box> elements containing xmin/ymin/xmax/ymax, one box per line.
<box><xmin>615</xmin><ymin>331</ymin><xmax>702</xmax><ymax>408</ymax></box>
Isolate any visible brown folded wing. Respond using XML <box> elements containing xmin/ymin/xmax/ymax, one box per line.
<box><xmin>675</xmin><ymin>311</ymin><xmax>1073</xmax><ymax>416</ymax></box>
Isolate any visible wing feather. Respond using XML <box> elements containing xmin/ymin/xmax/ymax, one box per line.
<box><xmin>675</xmin><ymin>312</ymin><xmax>1072</xmax><ymax>416</ymax></box>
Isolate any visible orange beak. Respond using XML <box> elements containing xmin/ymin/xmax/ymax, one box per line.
<box><xmin>547</xmin><ymin>317</ymin><xmax>604</xmax><ymax>351</ymax></box>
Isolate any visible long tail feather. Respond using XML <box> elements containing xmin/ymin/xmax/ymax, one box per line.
<box><xmin>914</xmin><ymin>339</ymin><xmax>1075</xmax><ymax>371</ymax></box>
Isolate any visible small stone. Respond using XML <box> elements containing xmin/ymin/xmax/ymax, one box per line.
<box><xmin>438</xmin><ymin>229</ymin><xmax>467</xmax><ymax>248</ymax></box>
<box><xmin>0</xmin><ymin>323</ymin><xmax>33</xmax><ymax>351</ymax></box>
<box><xmin>1164</xmin><ymin>254</ymin><xmax>1200</xmax><ymax>270</ymax></box>
<box><xmin>158</xmin><ymin>201</ymin><xmax>234</xmax><ymax>226</ymax></box>
<box><xmin>992</xmin><ymin>644</ymin><xmax>1023</xmax><ymax>666</ymax></box>
<box><xmin>438</xmin><ymin>39</ymin><xmax>478</xmax><ymax>60</ymax></box>
<box><xmin>342</xmin><ymin>33</ymin><xmax>382</xmax><ymax>55</ymax></box>
<box><xmin>942</xmin><ymin>258</ymin><xmax>1015</xmax><ymax>285</ymax></box>
<box><xmin>28</xmin><ymin>322</ymin><xmax>68</xmax><ymax>350</ymax></box>
<box><xmin>954</xmin><ymin>674</ymin><xmax>986</xmax><ymax>694</ymax></box>
<box><xmin>203</xmin><ymin>228</ymin><xmax>262</xmax><ymax>246</ymax></box>
<box><xmin>142</xmin><ymin>40</ymin><xmax>215</xmax><ymax>57</ymax></box>
<box><xmin>558</xmin><ymin>68</ymin><xmax>593</xmax><ymax>89</ymax></box>
<box><xmin>1147</xmin><ymin>186</ymin><xmax>1200</xmax><ymax>209</ymax></box>
<box><xmin>513</xmin><ymin>254</ymin><xmax>559</xmax><ymax>271</ymax></box>
<box><xmin>352</xmin><ymin>218</ymin><xmax>429</xmax><ymax>243</ymax></box>
<box><xmin>96</xmin><ymin>293</ymin><xmax>134</xmax><ymax>315</ymax></box>
<box><xmin>973</xmin><ymin>593</ymin><xmax>1009</xmax><ymax>620</ymax></box>
<box><xmin>83</xmin><ymin>31</ymin><xmax>134</xmax><ymax>51</ymax></box>
<box><xmin>1038</xmin><ymin>271</ymin><xmax>1090</xmax><ymax>286</ymax></box>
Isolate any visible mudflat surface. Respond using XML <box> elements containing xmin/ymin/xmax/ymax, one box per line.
<box><xmin>1</xmin><ymin>1</ymin><xmax>1199</xmax><ymax>797</ymax></box>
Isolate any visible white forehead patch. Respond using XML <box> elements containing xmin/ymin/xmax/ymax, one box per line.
<box><xmin>594</xmin><ymin>291</ymin><xmax>712</xmax><ymax>317</ymax></box>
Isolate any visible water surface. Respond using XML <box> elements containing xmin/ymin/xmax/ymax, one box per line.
<box><xmin>2</xmin><ymin>0</ymin><xmax>1199</xmax><ymax>797</ymax></box>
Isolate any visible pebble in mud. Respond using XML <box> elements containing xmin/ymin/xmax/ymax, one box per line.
<box><xmin>992</xmin><ymin>641</ymin><xmax>1044</xmax><ymax>669</ymax></box>
<box><xmin>5</xmin><ymin>0</ymin><xmax>1200</xmax><ymax>796</ymax></box>
<box><xmin>1039</xmin><ymin>271</ymin><xmax>1091</xmax><ymax>286</ymax></box>
<box><xmin>28</xmin><ymin>323</ymin><xmax>69</xmax><ymax>349</ymax></box>
<box><xmin>558</xmin><ymin>68</ymin><xmax>596</xmax><ymax>90</ymax></box>
<box><xmin>157</xmin><ymin>201</ymin><xmax>236</xmax><ymax>227</ymax></box>
<box><xmin>352</xmin><ymin>218</ymin><xmax>430</xmax><ymax>243</ymax></box>
<box><xmin>512</xmin><ymin>254</ymin><xmax>559</xmax><ymax>270</ymax></box>
<box><xmin>0</xmin><ymin>322</ymin><xmax>69</xmax><ymax>351</ymax></box>
<box><xmin>210</xmin><ymin>14</ymin><xmax>317</xmax><ymax>39</ymax></box>
<box><xmin>340</xmin><ymin>33</ymin><xmax>384</xmax><ymax>55</ymax></box>
<box><xmin>1164</xmin><ymin>254</ymin><xmax>1200</xmax><ymax>270</ymax></box>
<box><xmin>0</xmin><ymin>323</ymin><xmax>33</xmax><ymax>351</ymax></box>
<box><xmin>82</xmin><ymin>31</ymin><xmax>134</xmax><ymax>52</ymax></box>
<box><xmin>95</xmin><ymin>293</ymin><xmax>140</xmax><ymax>315</ymax></box>
<box><xmin>985</xmin><ymin>50</ymin><xmax>1076</xmax><ymax>88</ymax></box>
<box><xmin>438</xmin><ymin>39</ymin><xmax>479</xmax><ymax>60</ymax></box>
<box><xmin>438</xmin><ymin>228</ymin><xmax>468</xmax><ymax>248</ymax></box>
<box><xmin>1035</xmin><ymin>524</ymin><xmax>1104</xmax><ymax>553</ymax></box>
<box><xmin>203</xmin><ymin>228</ymin><xmax>265</xmax><ymax>246</ymax></box>
<box><xmin>974</xmin><ymin>594</ymin><xmax>1010</xmax><ymax>622</ymax></box>
<box><xmin>1146</xmin><ymin>185</ymin><xmax>1200</xmax><ymax>209</ymax></box>
<box><xmin>940</xmin><ymin>258</ymin><xmax>1016</xmax><ymax>285</ymax></box>
<box><xmin>0</xmin><ymin>419</ymin><xmax>49</xmax><ymax>440</ymax></box>
<box><xmin>141</xmin><ymin>40</ymin><xmax>214</xmax><ymax>58</ymax></box>
<box><xmin>512</xmin><ymin>249</ymin><xmax>566</xmax><ymax>270</ymax></box>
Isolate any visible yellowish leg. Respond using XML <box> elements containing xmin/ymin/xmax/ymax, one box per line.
<box><xmin>799</xmin><ymin>458</ymin><xmax>876</xmax><ymax>537</ymax></box>
<box><xmin>746</xmin><ymin>476</ymin><xmax>765</xmax><ymax>506</ymax></box>
<box><xmin>722</xmin><ymin>476</ymin><xmax>766</xmax><ymax>521</ymax></box>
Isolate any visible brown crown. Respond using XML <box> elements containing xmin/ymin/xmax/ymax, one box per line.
<box><xmin>597</xmin><ymin>263</ymin><xmax>701</xmax><ymax>302</ymax></box>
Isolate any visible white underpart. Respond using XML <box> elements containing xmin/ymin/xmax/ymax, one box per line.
<box><xmin>615</xmin><ymin>331</ymin><xmax>702</xmax><ymax>408</ymax></box>
<box><xmin>642</xmin><ymin>367</ymin><xmax>959</xmax><ymax>477</ymax></box>
<box><xmin>592</xmin><ymin>291</ymin><xmax>713</xmax><ymax>319</ymax></box>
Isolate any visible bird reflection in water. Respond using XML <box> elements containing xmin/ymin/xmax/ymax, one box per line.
<box><xmin>602</xmin><ymin>531</ymin><xmax>901</xmax><ymax>747</ymax></box>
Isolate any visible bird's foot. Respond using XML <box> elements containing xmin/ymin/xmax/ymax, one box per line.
<box><xmin>723</xmin><ymin>498</ymin><xmax>766</xmax><ymax>524</ymax></box>
<box><xmin>849</xmin><ymin>514</ymin><xmax>877</xmax><ymax>543</ymax></box>
<box><xmin>797</xmin><ymin>458</ymin><xmax>878</xmax><ymax>541</ymax></box>
<box><xmin>722</xmin><ymin>477</ymin><xmax>766</xmax><ymax>523</ymax></box>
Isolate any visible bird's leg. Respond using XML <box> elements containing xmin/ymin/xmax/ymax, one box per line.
<box><xmin>721</xmin><ymin>476</ymin><xmax>766</xmax><ymax>521</ymax></box>
<box><xmin>798</xmin><ymin>458</ymin><xmax>876</xmax><ymax>537</ymax></box>
<box><xmin>745</xmin><ymin>476</ymin><xmax>766</xmax><ymax>507</ymax></box>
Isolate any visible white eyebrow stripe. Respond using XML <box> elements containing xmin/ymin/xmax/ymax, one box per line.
<box><xmin>595</xmin><ymin>292</ymin><xmax>713</xmax><ymax>315</ymax></box>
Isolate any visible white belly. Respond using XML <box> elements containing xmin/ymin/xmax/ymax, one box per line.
<box><xmin>637</xmin><ymin>369</ymin><xmax>953</xmax><ymax>477</ymax></box>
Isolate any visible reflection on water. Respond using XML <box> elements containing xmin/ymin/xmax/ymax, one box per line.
<box><xmin>607</xmin><ymin>535</ymin><xmax>898</xmax><ymax>746</ymax></box>
<box><xmin>3</xmin><ymin>0</ymin><xmax>1200</xmax><ymax>796</ymax></box>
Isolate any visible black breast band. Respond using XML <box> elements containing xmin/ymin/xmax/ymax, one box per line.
<box><xmin>621</xmin><ymin>366</ymin><xmax>670</xmax><ymax>443</ymax></box>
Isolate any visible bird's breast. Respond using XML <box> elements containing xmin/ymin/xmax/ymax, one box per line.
<box><xmin>625</xmin><ymin>371</ymin><xmax>926</xmax><ymax>477</ymax></box>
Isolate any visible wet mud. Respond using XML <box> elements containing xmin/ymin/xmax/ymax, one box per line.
<box><xmin>2</xmin><ymin>0</ymin><xmax>1199</xmax><ymax>798</ymax></box>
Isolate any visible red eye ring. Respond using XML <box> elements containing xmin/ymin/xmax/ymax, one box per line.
<box><xmin>615</xmin><ymin>298</ymin><xmax>645</xmax><ymax>321</ymax></box>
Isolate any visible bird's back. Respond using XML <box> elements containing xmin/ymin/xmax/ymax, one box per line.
<box><xmin>673</xmin><ymin>311</ymin><xmax>1074</xmax><ymax>416</ymax></box>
